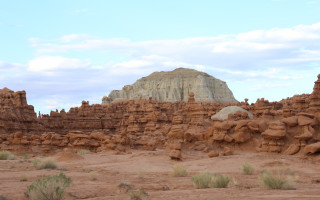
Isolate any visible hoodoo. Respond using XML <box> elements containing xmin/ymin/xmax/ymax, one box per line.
<box><xmin>102</xmin><ymin>68</ymin><xmax>238</xmax><ymax>104</ymax></box>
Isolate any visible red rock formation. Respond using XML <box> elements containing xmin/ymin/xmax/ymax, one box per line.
<box><xmin>0</xmin><ymin>74</ymin><xmax>320</xmax><ymax>157</ymax></box>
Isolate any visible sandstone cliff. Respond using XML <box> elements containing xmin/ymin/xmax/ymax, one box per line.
<box><xmin>102</xmin><ymin>68</ymin><xmax>238</xmax><ymax>104</ymax></box>
<box><xmin>1</xmin><ymin>74</ymin><xmax>320</xmax><ymax>158</ymax></box>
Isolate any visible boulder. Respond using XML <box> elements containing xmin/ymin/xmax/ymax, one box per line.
<box><xmin>211</xmin><ymin>106</ymin><xmax>253</xmax><ymax>120</ymax></box>
<box><xmin>304</xmin><ymin>142</ymin><xmax>320</xmax><ymax>154</ymax></box>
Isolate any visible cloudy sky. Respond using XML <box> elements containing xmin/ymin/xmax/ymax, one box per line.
<box><xmin>1</xmin><ymin>0</ymin><xmax>320</xmax><ymax>114</ymax></box>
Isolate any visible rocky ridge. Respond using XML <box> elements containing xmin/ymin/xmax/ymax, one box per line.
<box><xmin>0</xmin><ymin>74</ymin><xmax>320</xmax><ymax>159</ymax></box>
<box><xmin>102</xmin><ymin>68</ymin><xmax>238</xmax><ymax>104</ymax></box>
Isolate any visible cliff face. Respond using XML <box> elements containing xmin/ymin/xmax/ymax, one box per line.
<box><xmin>0</xmin><ymin>88</ymin><xmax>41</xmax><ymax>135</ymax></box>
<box><xmin>102</xmin><ymin>68</ymin><xmax>238</xmax><ymax>104</ymax></box>
<box><xmin>0</xmin><ymin>74</ymin><xmax>319</xmax><ymax>158</ymax></box>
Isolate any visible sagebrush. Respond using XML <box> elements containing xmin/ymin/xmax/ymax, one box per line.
<box><xmin>33</xmin><ymin>158</ymin><xmax>58</xmax><ymax>170</ymax></box>
<box><xmin>26</xmin><ymin>173</ymin><xmax>71</xmax><ymax>200</ymax></box>
<box><xmin>259</xmin><ymin>169</ymin><xmax>295</xmax><ymax>190</ymax></box>
<box><xmin>241</xmin><ymin>162</ymin><xmax>255</xmax><ymax>175</ymax></box>
<box><xmin>0</xmin><ymin>151</ymin><xmax>16</xmax><ymax>160</ymax></box>
<box><xmin>191</xmin><ymin>173</ymin><xmax>230</xmax><ymax>188</ymax></box>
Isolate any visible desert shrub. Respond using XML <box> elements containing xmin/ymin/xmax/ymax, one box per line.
<box><xmin>89</xmin><ymin>171</ymin><xmax>98</xmax><ymax>181</ymax></box>
<box><xmin>77</xmin><ymin>150</ymin><xmax>89</xmax><ymax>155</ymax></box>
<box><xmin>259</xmin><ymin>169</ymin><xmax>295</xmax><ymax>190</ymax></box>
<box><xmin>128</xmin><ymin>189</ymin><xmax>148</xmax><ymax>200</ymax></box>
<box><xmin>33</xmin><ymin>158</ymin><xmax>58</xmax><ymax>170</ymax></box>
<box><xmin>20</xmin><ymin>173</ymin><xmax>29</xmax><ymax>182</ymax></box>
<box><xmin>26</xmin><ymin>173</ymin><xmax>71</xmax><ymax>200</ymax></box>
<box><xmin>172</xmin><ymin>165</ymin><xmax>188</xmax><ymax>177</ymax></box>
<box><xmin>0</xmin><ymin>194</ymin><xmax>6</xmax><ymax>200</ymax></box>
<box><xmin>191</xmin><ymin>173</ymin><xmax>230</xmax><ymax>188</ymax></box>
<box><xmin>0</xmin><ymin>151</ymin><xmax>16</xmax><ymax>160</ymax></box>
<box><xmin>24</xmin><ymin>154</ymin><xmax>30</xmax><ymax>159</ymax></box>
<box><xmin>118</xmin><ymin>182</ymin><xmax>132</xmax><ymax>193</ymax></box>
<box><xmin>211</xmin><ymin>174</ymin><xmax>230</xmax><ymax>188</ymax></box>
<box><xmin>241</xmin><ymin>162</ymin><xmax>255</xmax><ymax>175</ymax></box>
<box><xmin>191</xmin><ymin>173</ymin><xmax>214</xmax><ymax>188</ymax></box>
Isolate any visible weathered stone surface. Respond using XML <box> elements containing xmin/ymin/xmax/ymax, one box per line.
<box><xmin>208</xmin><ymin>151</ymin><xmax>219</xmax><ymax>158</ymax></box>
<box><xmin>1</xmin><ymin>73</ymin><xmax>320</xmax><ymax>159</ymax></box>
<box><xmin>304</xmin><ymin>142</ymin><xmax>320</xmax><ymax>154</ymax></box>
<box><xmin>283</xmin><ymin>144</ymin><xmax>300</xmax><ymax>155</ymax></box>
<box><xmin>211</xmin><ymin>106</ymin><xmax>253</xmax><ymax>120</ymax></box>
<box><xmin>103</xmin><ymin>68</ymin><xmax>238</xmax><ymax>104</ymax></box>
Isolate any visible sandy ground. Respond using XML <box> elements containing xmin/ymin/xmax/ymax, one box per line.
<box><xmin>1</xmin><ymin>149</ymin><xmax>320</xmax><ymax>200</ymax></box>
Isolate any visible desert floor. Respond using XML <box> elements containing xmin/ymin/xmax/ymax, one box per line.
<box><xmin>1</xmin><ymin>149</ymin><xmax>320</xmax><ymax>200</ymax></box>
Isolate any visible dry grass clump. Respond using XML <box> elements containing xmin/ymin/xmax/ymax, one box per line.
<box><xmin>77</xmin><ymin>149</ymin><xmax>90</xmax><ymax>155</ymax></box>
<box><xmin>191</xmin><ymin>173</ymin><xmax>214</xmax><ymax>188</ymax></box>
<box><xmin>172</xmin><ymin>165</ymin><xmax>188</xmax><ymax>177</ymax></box>
<box><xmin>89</xmin><ymin>171</ymin><xmax>98</xmax><ymax>181</ymax></box>
<box><xmin>33</xmin><ymin>158</ymin><xmax>58</xmax><ymax>170</ymax></box>
<box><xmin>20</xmin><ymin>173</ymin><xmax>29</xmax><ymax>182</ymax></box>
<box><xmin>128</xmin><ymin>189</ymin><xmax>148</xmax><ymax>200</ymax></box>
<box><xmin>25</xmin><ymin>173</ymin><xmax>71</xmax><ymax>200</ymax></box>
<box><xmin>241</xmin><ymin>162</ymin><xmax>255</xmax><ymax>175</ymax></box>
<box><xmin>0</xmin><ymin>151</ymin><xmax>16</xmax><ymax>160</ymax></box>
<box><xmin>211</xmin><ymin>174</ymin><xmax>230</xmax><ymax>188</ymax></box>
<box><xmin>259</xmin><ymin>169</ymin><xmax>295</xmax><ymax>190</ymax></box>
<box><xmin>191</xmin><ymin>173</ymin><xmax>230</xmax><ymax>188</ymax></box>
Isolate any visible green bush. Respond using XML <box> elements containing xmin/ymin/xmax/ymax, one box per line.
<box><xmin>172</xmin><ymin>165</ymin><xmax>188</xmax><ymax>177</ymax></box>
<box><xmin>0</xmin><ymin>151</ymin><xmax>16</xmax><ymax>160</ymax></box>
<box><xmin>241</xmin><ymin>162</ymin><xmax>255</xmax><ymax>175</ymax></box>
<box><xmin>26</xmin><ymin>173</ymin><xmax>71</xmax><ymax>200</ymax></box>
<box><xmin>211</xmin><ymin>174</ymin><xmax>230</xmax><ymax>188</ymax></box>
<box><xmin>191</xmin><ymin>173</ymin><xmax>230</xmax><ymax>188</ymax></box>
<box><xmin>77</xmin><ymin>150</ymin><xmax>89</xmax><ymax>155</ymax></box>
<box><xmin>259</xmin><ymin>169</ymin><xmax>295</xmax><ymax>190</ymax></box>
<box><xmin>191</xmin><ymin>173</ymin><xmax>214</xmax><ymax>188</ymax></box>
<box><xmin>33</xmin><ymin>158</ymin><xmax>58</xmax><ymax>170</ymax></box>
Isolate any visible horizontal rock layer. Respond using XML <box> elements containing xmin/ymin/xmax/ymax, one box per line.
<box><xmin>103</xmin><ymin>68</ymin><xmax>238</xmax><ymax>104</ymax></box>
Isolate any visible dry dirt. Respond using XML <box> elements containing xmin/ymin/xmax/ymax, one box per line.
<box><xmin>1</xmin><ymin>150</ymin><xmax>320</xmax><ymax>200</ymax></box>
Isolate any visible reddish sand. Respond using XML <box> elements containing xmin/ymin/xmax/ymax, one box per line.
<box><xmin>1</xmin><ymin>150</ymin><xmax>320</xmax><ymax>200</ymax></box>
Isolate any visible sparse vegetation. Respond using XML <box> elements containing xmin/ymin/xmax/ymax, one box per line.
<box><xmin>24</xmin><ymin>154</ymin><xmax>30</xmax><ymax>159</ymax></box>
<box><xmin>172</xmin><ymin>165</ymin><xmax>188</xmax><ymax>177</ymax></box>
<box><xmin>118</xmin><ymin>181</ymin><xmax>132</xmax><ymax>193</ymax></box>
<box><xmin>89</xmin><ymin>171</ymin><xmax>98</xmax><ymax>181</ymax></box>
<box><xmin>20</xmin><ymin>173</ymin><xmax>29</xmax><ymax>182</ymax></box>
<box><xmin>211</xmin><ymin>174</ymin><xmax>230</xmax><ymax>188</ymax></box>
<box><xmin>191</xmin><ymin>173</ymin><xmax>230</xmax><ymax>188</ymax></box>
<box><xmin>0</xmin><ymin>150</ymin><xmax>16</xmax><ymax>160</ymax></box>
<box><xmin>128</xmin><ymin>189</ymin><xmax>148</xmax><ymax>200</ymax></box>
<box><xmin>33</xmin><ymin>158</ymin><xmax>58</xmax><ymax>170</ymax></box>
<box><xmin>259</xmin><ymin>169</ymin><xmax>295</xmax><ymax>190</ymax></box>
<box><xmin>241</xmin><ymin>162</ymin><xmax>255</xmax><ymax>175</ymax></box>
<box><xmin>0</xmin><ymin>194</ymin><xmax>6</xmax><ymax>200</ymax></box>
<box><xmin>191</xmin><ymin>173</ymin><xmax>214</xmax><ymax>188</ymax></box>
<box><xmin>77</xmin><ymin>149</ymin><xmax>89</xmax><ymax>155</ymax></box>
<box><xmin>25</xmin><ymin>173</ymin><xmax>71</xmax><ymax>200</ymax></box>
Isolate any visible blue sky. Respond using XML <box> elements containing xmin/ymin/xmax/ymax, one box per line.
<box><xmin>1</xmin><ymin>0</ymin><xmax>320</xmax><ymax>113</ymax></box>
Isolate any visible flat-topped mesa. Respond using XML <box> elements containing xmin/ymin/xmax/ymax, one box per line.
<box><xmin>102</xmin><ymin>68</ymin><xmax>238</xmax><ymax>104</ymax></box>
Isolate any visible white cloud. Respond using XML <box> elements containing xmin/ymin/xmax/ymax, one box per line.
<box><xmin>28</xmin><ymin>56</ymin><xmax>90</xmax><ymax>72</ymax></box>
<box><xmin>60</xmin><ymin>34</ymin><xmax>90</xmax><ymax>43</ymax></box>
<box><xmin>2</xmin><ymin>22</ymin><xmax>319</xmax><ymax>113</ymax></box>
